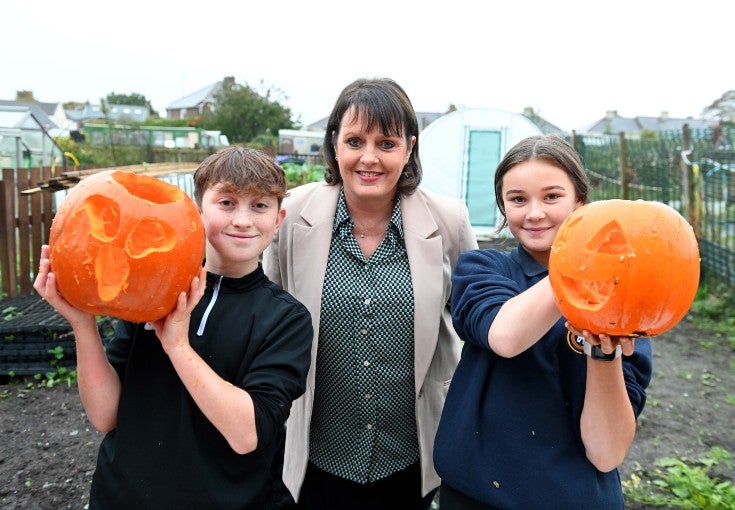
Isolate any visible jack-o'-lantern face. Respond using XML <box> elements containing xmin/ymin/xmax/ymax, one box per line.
<box><xmin>49</xmin><ymin>170</ymin><xmax>205</xmax><ymax>323</ymax></box>
<box><xmin>548</xmin><ymin>199</ymin><xmax>700</xmax><ymax>336</ymax></box>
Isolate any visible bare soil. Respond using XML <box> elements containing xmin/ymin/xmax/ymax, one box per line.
<box><xmin>1</xmin><ymin>316</ymin><xmax>733</xmax><ymax>509</ymax></box>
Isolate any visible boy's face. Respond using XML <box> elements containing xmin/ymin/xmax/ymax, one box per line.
<box><xmin>199</xmin><ymin>184</ymin><xmax>285</xmax><ymax>277</ymax></box>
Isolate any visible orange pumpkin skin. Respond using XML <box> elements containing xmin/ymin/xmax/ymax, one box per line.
<box><xmin>548</xmin><ymin>199</ymin><xmax>700</xmax><ymax>337</ymax></box>
<box><xmin>49</xmin><ymin>170</ymin><xmax>205</xmax><ymax>323</ymax></box>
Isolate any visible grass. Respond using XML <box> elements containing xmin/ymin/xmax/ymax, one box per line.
<box><xmin>689</xmin><ymin>279</ymin><xmax>735</xmax><ymax>351</ymax></box>
<box><xmin>622</xmin><ymin>282</ymin><xmax>735</xmax><ymax>509</ymax></box>
<box><xmin>623</xmin><ymin>447</ymin><xmax>735</xmax><ymax>509</ymax></box>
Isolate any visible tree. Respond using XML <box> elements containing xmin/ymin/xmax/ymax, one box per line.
<box><xmin>15</xmin><ymin>90</ymin><xmax>35</xmax><ymax>102</ymax></box>
<box><xmin>200</xmin><ymin>79</ymin><xmax>297</xmax><ymax>144</ymax></box>
<box><xmin>702</xmin><ymin>90</ymin><xmax>735</xmax><ymax>123</ymax></box>
<box><xmin>105</xmin><ymin>92</ymin><xmax>148</xmax><ymax>106</ymax></box>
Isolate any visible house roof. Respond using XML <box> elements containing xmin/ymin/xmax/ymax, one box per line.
<box><xmin>522</xmin><ymin>107</ymin><xmax>564</xmax><ymax>135</ymax></box>
<box><xmin>166</xmin><ymin>81</ymin><xmax>223</xmax><ymax>110</ymax></box>
<box><xmin>584</xmin><ymin>110</ymin><xmax>717</xmax><ymax>135</ymax></box>
<box><xmin>0</xmin><ymin>101</ymin><xmax>57</xmax><ymax>130</ymax></box>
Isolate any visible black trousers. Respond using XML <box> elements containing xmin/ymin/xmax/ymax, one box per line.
<box><xmin>293</xmin><ymin>461</ymin><xmax>437</xmax><ymax>510</ymax></box>
<box><xmin>439</xmin><ymin>482</ymin><xmax>501</xmax><ymax>510</ymax></box>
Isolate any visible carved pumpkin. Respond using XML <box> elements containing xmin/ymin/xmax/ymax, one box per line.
<box><xmin>49</xmin><ymin>170</ymin><xmax>205</xmax><ymax>323</ymax></box>
<box><xmin>548</xmin><ymin>199</ymin><xmax>700</xmax><ymax>336</ymax></box>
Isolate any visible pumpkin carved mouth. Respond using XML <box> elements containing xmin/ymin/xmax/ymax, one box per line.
<box><xmin>553</xmin><ymin>219</ymin><xmax>633</xmax><ymax>311</ymax></box>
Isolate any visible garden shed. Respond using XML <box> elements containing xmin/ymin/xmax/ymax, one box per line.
<box><xmin>419</xmin><ymin>107</ymin><xmax>543</xmax><ymax>239</ymax></box>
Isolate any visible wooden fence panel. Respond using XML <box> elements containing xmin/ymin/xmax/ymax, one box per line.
<box><xmin>0</xmin><ymin>168</ymin><xmax>19</xmax><ymax>297</ymax></box>
<box><xmin>0</xmin><ymin>167</ymin><xmax>55</xmax><ymax>298</ymax></box>
<box><xmin>16</xmin><ymin>169</ymin><xmax>32</xmax><ymax>295</ymax></box>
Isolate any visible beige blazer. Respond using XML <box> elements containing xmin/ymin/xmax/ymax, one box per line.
<box><xmin>262</xmin><ymin>181</ymin><xmax>478</xmax><ymax>501</ymax></box>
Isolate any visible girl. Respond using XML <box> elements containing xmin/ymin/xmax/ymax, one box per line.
<box><xmin>434</xmin><ymin>135</ymin><xmax>653</xmax><ymax>509</ymax></box>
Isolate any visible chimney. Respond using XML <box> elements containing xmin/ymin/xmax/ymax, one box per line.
<box><xmin>660</xmin><ymin>111</ymin><xmax>669</xmax><ymax>120</ymax></box>
<box><xmin>223</xmin><ymin>76</ymin><xmax>235</xmax><ymax>86</ymax></box>
<box><xmin>605</xmin><ymin>110</ymin><xmax>618</xmax><ymax>119</ymax></box>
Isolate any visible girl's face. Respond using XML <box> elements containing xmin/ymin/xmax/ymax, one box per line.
<box><xmin>334</xmin><ymin>108</ymin><xmax>415</xmax><ymax>204</ymax></box>
<box><xmin>199</xmin><ymin>184</ymin><xmax>285</xmax><ymax>277</ymax></box>
<box><xmin>501</xmin><ymin>159</ymin><xmax>582</xmax><ymax>266</ymax></box>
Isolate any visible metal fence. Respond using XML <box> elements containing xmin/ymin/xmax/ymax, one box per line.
<box><xmin>570</xmin><ymin>125</ymin><xmax>735</xmax><ymax>287</ymax></box>
<box><xmin>1</xmin><ymin>126</ymin><xmax>734</xmax><ymax>296</ymax></box>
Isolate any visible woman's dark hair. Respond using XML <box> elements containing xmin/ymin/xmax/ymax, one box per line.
<box><xmin>321</xmin><ymin>77</ymin><xmax>421</xmax><ymax>194</ymax></box>
<box><xmin>494</xmin><ymin>135</ymin><xmax>589</xmax><ymax>230</ymax></box>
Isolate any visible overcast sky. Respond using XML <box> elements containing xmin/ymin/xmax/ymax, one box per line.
<box><xmin>3</xmin><ymin>0</ymin><xmax>732</xmax><ymax>132</ymax></box>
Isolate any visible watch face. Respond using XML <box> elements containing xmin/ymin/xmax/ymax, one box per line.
<box><xmin>586</xmin><ymin>343</ymin><xmax>621</xmax><ymax>361</ymax></box>
<box><xmin>590</xmin><ymin>344</ymin><xmax>616</xmax><ymax>360</ymax></box>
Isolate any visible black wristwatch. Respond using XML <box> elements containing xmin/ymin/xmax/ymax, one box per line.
<box><xmin>583</xmin><ymin>341</ymin><xmax>622</xmax><ymax>361</ymax></box>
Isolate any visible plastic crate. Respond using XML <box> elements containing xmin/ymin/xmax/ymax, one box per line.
<box><xmin>0</xmin><ymin>295</ymin><xmax>75</xmax><ymax>376</ymax></box>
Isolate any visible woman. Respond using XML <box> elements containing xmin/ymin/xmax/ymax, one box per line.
<box><xmin>434</xmin><ymin>135</ymin><xmax>653</xmax><ymax>509</ymax></box>
<box><xmin>262</xmin><ymin>77</ymin><xmax>478</xmax><ymax>509</ymax></box>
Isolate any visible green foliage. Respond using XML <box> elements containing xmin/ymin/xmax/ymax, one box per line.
<box><xmin>53</xmin><ymin>135</ymin><xmax>210</xmax><ymax>168</ymax></box>
<box><xmin>105</xmin><ymin>92</ymin><xmax>148</xmax><ymax>106</ymax></box>
<box><xmin>138</xmin><ymin>117</ymin><xmax>190</xmax><ymax>128</ymax></box>
<box><xmin>32</xmin><ymin>346</ymin><xmax>77</xmax><ymax>388</ymax></box>
<box><xmin>690</xmin><ymin>280</ymin><xmax>735</xmax><ymax>350</ymax></box>
<box><xmin>249</xmin><ymin>133</ymin><xmax>278</xmax><ymax>153</ymax></box>
<box><xmin>54</xmin><ymin>135</ymin><xmax>100</xmax><ymax>165</ymax></box>
<box><xmin>283</xmin><ymin>163</ymin><xmax>325</xmax><ymax>188</ymax></box>
<box><xmin>104</xmin><ymin>92</ymin><xmax>158</xmax><ymax>116</ymax></box>
<box><xmin>199</xmin><ymin>79</ymin><xmax>297</xmax><ymax>144</ymax></box>
<box><xmin>2</xmin><ymin>306</ymin><xmax>21</xmax><ymax>321</ymax></box>
<box><xmin>623</xmin><ymin>447</ymin><xmax>735</xmax><ymax>509</ymax></box>
<box><xmin>96</xmin><ymin>316</ymin><xmax>118</xmax><ymax>343</ymax></box>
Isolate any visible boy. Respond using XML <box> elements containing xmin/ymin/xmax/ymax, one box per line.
<box><xmin>33</xmin><ymin>146</ymin><xmax>313</xmax><ymax>509</ymax></box>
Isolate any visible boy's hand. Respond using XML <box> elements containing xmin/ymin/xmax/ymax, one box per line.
<box><xmin>565</xmin><ymin>322</ymin><xmax>636</xmax><ymax>357</ymax></box>
<box><xmin>33</xmin><ymin>245</ymin><xmax>96</xmax><ymax>327</ymax></box>
<box><xmin>151</xmin><ymin>267</ymin><xmax>206</xmax><ymax>352</ymax></box>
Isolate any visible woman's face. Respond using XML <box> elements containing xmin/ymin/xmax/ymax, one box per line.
<box><xmin>501</xmin><ymin>159</ymin><xmax>582</xmax><ymax>266</ymax></box>
<box><xmin>333</xmin><ymin>108</ymin><xmax>415</xmax><ymax>203</ymax></box>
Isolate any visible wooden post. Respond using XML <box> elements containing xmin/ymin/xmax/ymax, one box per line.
<box><xmin>0</xmin><ymin>168</ymin><xmax>18</xmax><ymax>297</ymax></box>
<box><xmin>619</xmin><ymin>132</ymin><xmax>629</xmax><ymax>199</ymax></box>
<box><xmin>682</xmin><ymin>124</ymin><xmax>702</xmax><ymax>238</ymax></box>
<box><xmin>16</xmin><ymin>169</ymin><xmax>32</xmax><ymax>295</ymax></box>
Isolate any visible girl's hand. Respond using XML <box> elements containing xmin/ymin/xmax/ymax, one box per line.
<box><xmin>565</xmin><ymin>322</ymin><xmax>636</xmax><ymax>356</ymax></box>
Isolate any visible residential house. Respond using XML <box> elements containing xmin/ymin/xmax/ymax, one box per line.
<box><xmin>583</xmin><ymin>110</ymin><xmax>717</xmax><ymax>137</ymax></box>
<box><xmin>522</xmin><ymin>107</ymin><xmax>565</xmax><ymax>135</ymax></box>
<box><xmin>166</xmin><ymin>76</ymin><xmax>235</xmax><ymax>120</ymax></box>
<box><xmin>65</xmin><ymin>102</ymin><xmax>149</xmax><ymax>125</ymax></box>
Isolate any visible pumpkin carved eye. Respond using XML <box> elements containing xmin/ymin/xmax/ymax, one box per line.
<box><xmin>548</xmin><ymin>199</ymin><xmax>700</xmax><ymax>337</ymax></box>
<box><xmin>49</xmin><ymin>170</ymin><xmax>205</xmax><ymax>323</ymax></box>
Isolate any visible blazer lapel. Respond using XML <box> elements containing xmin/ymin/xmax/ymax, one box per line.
<box><xmin>402</xmin><ymin>192</ymin><xmax>445</xmax><ymax>392</ymax></box>
<box><xmin>292</xmin><ymin>185</ymin><xmax>340</xmax><ymax>321</ymax></box>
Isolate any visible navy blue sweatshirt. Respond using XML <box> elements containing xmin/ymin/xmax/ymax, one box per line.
<box><xmin>434</xmin><ymin>247</ymin><xmax>652</xmax><ymax>509</ymax></box>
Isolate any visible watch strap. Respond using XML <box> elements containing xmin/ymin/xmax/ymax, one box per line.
<box><xmin>583</xmin><ymin>341</ymin><xmax>622</xmax><ymax>361</ymax></box>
